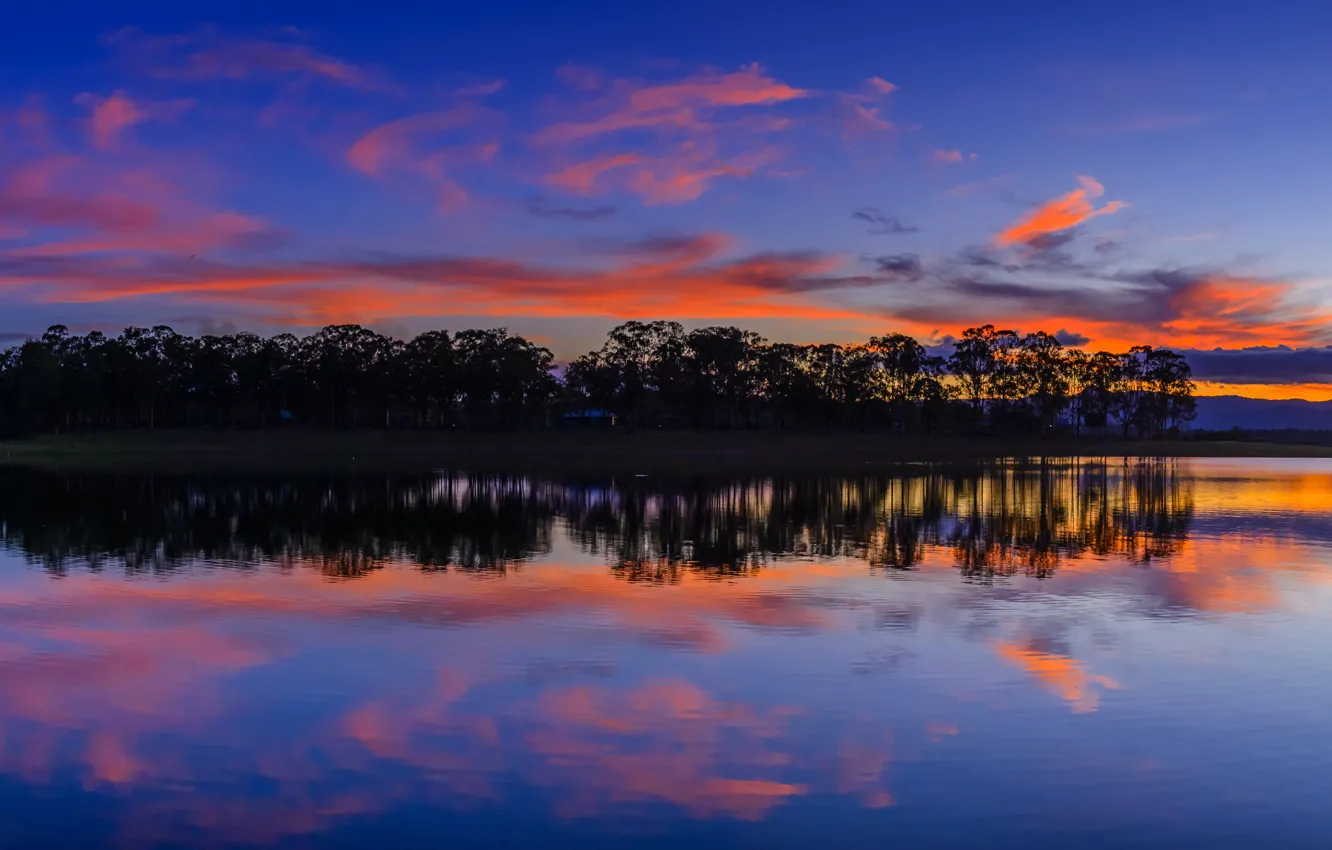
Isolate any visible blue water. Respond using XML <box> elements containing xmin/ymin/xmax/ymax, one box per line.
<box><xmin>0</xmin><ymin>459</ymin><xmax>1329</xmax><ymax>848</ymax></box>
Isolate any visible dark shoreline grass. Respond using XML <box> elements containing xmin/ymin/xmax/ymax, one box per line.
<box><xmin>4</xmin><ymin>429</ymin><xmax>1332</xmax><ymax>475</ymax></box>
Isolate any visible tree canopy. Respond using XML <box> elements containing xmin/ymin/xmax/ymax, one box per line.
<box><xmin>0</xmin><ymin>321</ymin><xmax>1195</xmax><ymax>438</ymax></box>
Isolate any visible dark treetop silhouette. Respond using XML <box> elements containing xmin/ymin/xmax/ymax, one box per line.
<box><xmin>0</xmin><ymin>321</ymin><xmax>1195</xmax><ymax>438</ymax></box>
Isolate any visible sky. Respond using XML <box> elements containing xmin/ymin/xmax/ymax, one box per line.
<box><xmin>3</xmin><ymin>0</ymin><xmax>1332</xmax><ymax>399</ymax></box>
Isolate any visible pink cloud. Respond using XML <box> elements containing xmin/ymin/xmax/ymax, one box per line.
<box><xmin>106</xmin><ymin>27</ymin><xmax>394</xmax><ymax>92</ymax></box>
<box><xmin>547</xmin><ymin>153</ymin><xmax>645</xmax><ymax>194</ymax></box>
<box><xmin>0</xmin><ymin>145</ymin><xmax>284</xmax><ymax>265</ymax></box>
<box><xmin>932</xmin><ymin>148</ymin><xmax>963</xmax><ymax>163</ymax></box>
<box><xmin>0</xmin><ymin>157</ymin><xmax>161</xmax><ymax>231</ymax></box>
<box><xmin>844</xmin><ymin>102</ymin><xmax>893</xmax><ymax>135</ymax></box>
<box><xmin>626</xmin><ymin>63</ymin><xmax>808</xmax><ymax>112</ymax></box>
<box><xmin>835</xmin><ymin>78</ymin><xmax>900</xmax><ymax>138</ymax></box>
<box><xmin>347</xmin><ymin>109</ymin><xmax>481</xmax><ymax>176</ymax></box>
<box><xmin>864</xmin><ymin>77</ymin><xmax>898</xmax><ymax>96</ymax></box>
<box><xmin>347</xmin><ymin>105</ymin><xmax>501</xmax><ymax>212</ymax></box>
<box><xmin>548</xmin><ymin>147</ymin><xmax>779</xmax><ymax>204</ymax></box>
<box><xmin>453</xmin><ymin>78</ymin><xmax>506</xmax><ymax>98</ymax></box>
<box><xmin>532</xmin><ymin>64</ymin><xmax>804</xmax><ymax>203</ymax></box>
<box><xmin>14</xmin><ymin>95</ymin><xmax>52</xmax><ymax>145</ymax></box>
<box><xmin>532</xmin><ymin>63</ymin><xmax>806</xmax><ymax>147</ymax></box>
<box><xmin>555</xmin><ymin>64</ymin><xmax>604</xmax><ymax>91</ymax></box>
<box><xmin>9</xmin><ymin>210</ymin><xmax>277</xmax><ymax>258</ymax></box>
<box><xmin>75</xmin><ymin>91</ymin><xmax>193</xmax><ymax>150</ymax></box>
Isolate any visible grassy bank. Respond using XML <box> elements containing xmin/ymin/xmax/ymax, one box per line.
<box><xmin>3</xmin><ymin>429</ymin><xmax>1332</xmax><ymax>475</ymax></box>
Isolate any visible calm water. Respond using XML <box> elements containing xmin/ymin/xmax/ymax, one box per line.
<box><xmin>1</xmin><ymin>459</ymin><xmax>1330</xmax><ymax>848</ymax></box>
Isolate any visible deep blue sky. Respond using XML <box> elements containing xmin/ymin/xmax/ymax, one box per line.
<box><xmin>3</xmin><ymin>0</ymin><xmax>1332</xmax><ymax>395</ymax></box>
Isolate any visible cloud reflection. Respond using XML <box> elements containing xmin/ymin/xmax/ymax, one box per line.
<box><xmin>0</xmin><ymin>459</ymin><xmax>1328</xmax><ymax>841</ymax></box>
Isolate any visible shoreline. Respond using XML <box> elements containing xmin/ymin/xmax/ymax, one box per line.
<box><xmin>4</xmin><ymin>430</ymin><xmax>1332</xmax><ymax>474</ymax></box>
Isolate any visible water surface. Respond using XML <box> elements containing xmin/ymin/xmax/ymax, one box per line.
<box><xmin>1</xmin><ymin>459</ymin><xmax>1330</xmax><ymax>848</ymax></box>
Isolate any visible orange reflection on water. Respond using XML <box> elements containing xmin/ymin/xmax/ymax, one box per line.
<box><xmin>1189</xmin><ymin>462</ymin><xmax>1332</xmax><ymax>516</ymax></box>
<box><xmin>0</xmin><ymin>460</ymin><xmax>1330</xmax><ymax>842</ymax></box>
<box><xmin>992</xmin><ymin>642</ymin><xmax>1121</xmax><ymax>713</ymax></box>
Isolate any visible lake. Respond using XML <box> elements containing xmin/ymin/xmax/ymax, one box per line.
<box><xmin>1</xmin><ymin>458</ymin><xmax>1329</xmax><ymax>848</ymax></box>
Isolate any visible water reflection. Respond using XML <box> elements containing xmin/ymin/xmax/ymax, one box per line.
<box><xmin>0</xmin><ymin>459</ymin><xmax>1329</xmax><ymax>848</ymax></box>
<box><xmin>0</xmin><ymin>459</ymin><xmax>1195</xmax><ymax>579</ymax></box>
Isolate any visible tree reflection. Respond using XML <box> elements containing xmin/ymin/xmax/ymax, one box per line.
<box><xmin>0</xmin><ymin>460</ymin><xmax>1193</xmax><ymax>579</ymax></box>
<box><xmin>0</xmin><ymin>470</ymin><xmax>557</xmax><ymax>576</ymax></box>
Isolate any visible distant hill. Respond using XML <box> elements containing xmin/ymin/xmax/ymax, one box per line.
<box><xmin>1193</xmin><ymin>396</ymin><xmax>1332</xmax><ymax>431</ymax></box>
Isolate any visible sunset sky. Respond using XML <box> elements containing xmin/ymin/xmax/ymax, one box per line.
<box><xmin>4</xmin><ymin>1</ymin><xmax>1332</xmax><ymax>398</ymax></box>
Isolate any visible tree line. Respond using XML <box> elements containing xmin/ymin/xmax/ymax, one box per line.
<box><xmin>0</xmin><ymin>320</ymin><xmax>1195</xmax><ymax>437</ymax></box>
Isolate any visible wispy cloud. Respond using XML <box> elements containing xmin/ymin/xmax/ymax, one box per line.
<box><xmin>546</xmin><ymin>147</ymin><xmax>779</xmax><ymax>204</ymax></box>
<box><xmin>0</xmin><ymin>104</ymin><xmax>285</xmax><ymax>263</ymax></box>
<box><xmin>555</xmin><ymin>64</ymin><xmax>604</xmax><ymax>91</ymax></box>
<box><xmin>836</xmin><ymin>76</ymin><xmax>900</xmax><ymax>138</ymax></box>
<box><xmin>852</xmin><ymin>207</ymin><xmax>917</xmax><ymax>235</ymax></box>
<box><xmin>863</xmin><ymin>77</ymin><xmax>897</xmax><ymax>96</ymax></box>
<box><xmin>524</xmin><ymin>196</ymin><xmax>617</xmax><ymax>221</ymax></box>
<box><xmin>994</xmin><ymin>175</ymin><xmax>1127</xmax><ymax>247</ymax></box>
<box><xmin>346</xmin><ymin>102</ymin><xmax>502</xmax><ymax>213</ymax></box>
<box><xmin>532</xmin><ymin>63</ymin><xmax>807</xmax><ymax>147</ymax></box>
<box><xmin>75</xmin><ymin>91</ymin><xmax>193</xmax><ymax>150</ymax></box>
<box><xmin>104</xmin><ymin>27</ymin><xmax>395</xmax><ymax>92</ymax></box>
<box><xmin>532</xmin><ymin>63</ymin><xmax>805</xmax><ymax>204</ymax></box>
<box><xmin>1159</xmin><ymin>232</ymin><xmax>1219</xmax><ymax>244</ymax></box>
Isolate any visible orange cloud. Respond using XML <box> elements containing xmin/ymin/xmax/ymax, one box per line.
<box><xmin>549</xmin><ymin>147</ymin><xmax>780</xmax><ymax>204</ymax></box>
<box><xmin>4</xmin><ymin>226</ymin><xmax>880</xmax><ymax>326</ymax></box>
<box><xmin>994</xmin><ymin>175</ymin><xmax>1128</xmax><ymax>246</ymax></box>
<box><xmin>627</xmin><ymin>63</ymin><xmax>807</xmax><ymax>112</ymax></box>
<box><xmin>533</xmin><ymin>64</ymin><xmax>807</xmax><ymax>147</ymax></box>
<box><xmin>75</xmin><ymin>91</ymin><xmax>192</xmax><ymax>150</ymax></box>
<box><xmin>1194</xmin><ymin>381</ymin><xmax>1332</xmax><ymax>402</ymax></box>
<box><xmin>1112</xmin><ymin>274</ymin><xmax>1332</xmax><ymax>350</ymax></box>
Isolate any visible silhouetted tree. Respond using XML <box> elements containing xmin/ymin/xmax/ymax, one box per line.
<box><xmin>0</xmin><ymin>321</ymin><xmax>1193</xmax><ymax>439</ymax></box>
